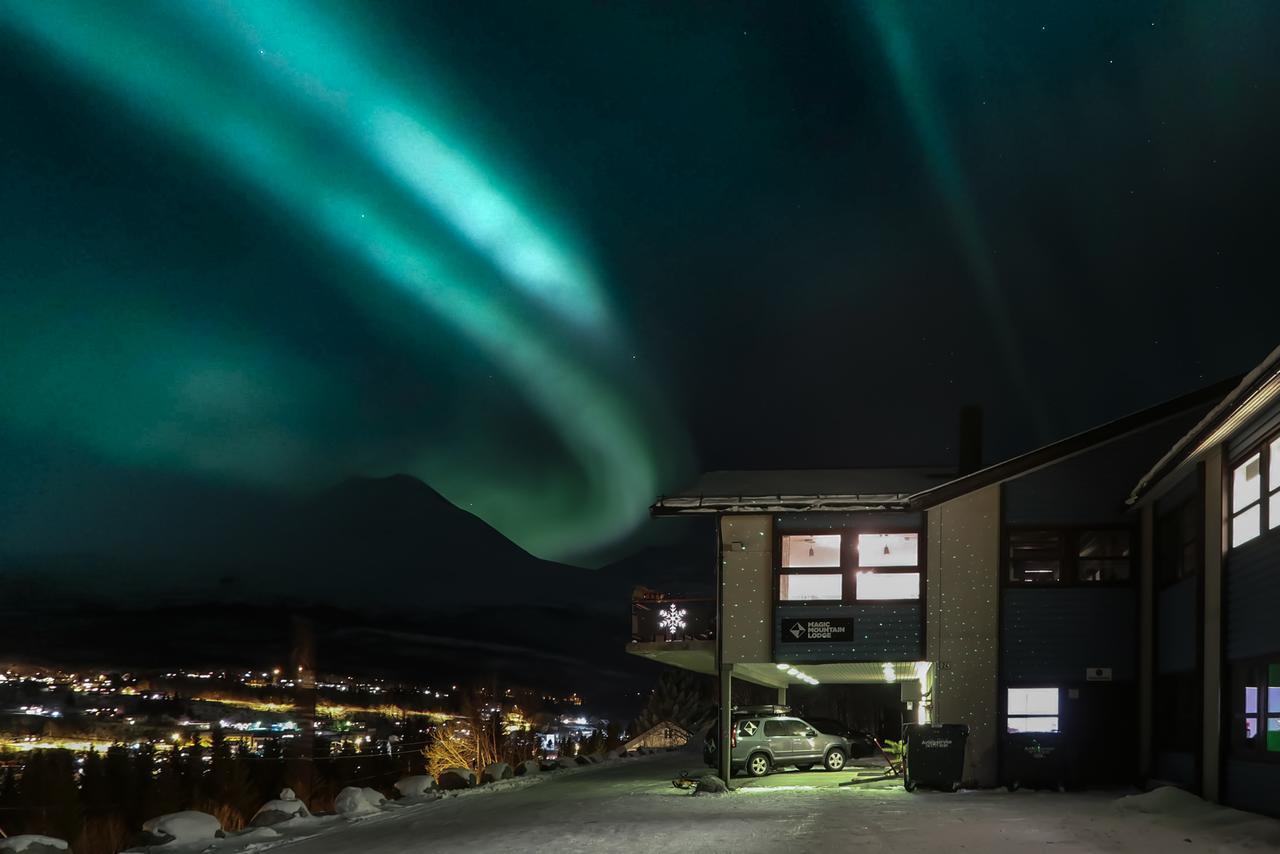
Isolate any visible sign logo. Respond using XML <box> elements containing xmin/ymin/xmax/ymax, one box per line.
<box><xmin>780</xmin><ymin>617</ymin><xmax>854</xmax><ymax>643</ymax></box>
<box><xmin>741</xmin><ymin>721</ymin><xmax>758</xmax><ymax>736</ymax></box>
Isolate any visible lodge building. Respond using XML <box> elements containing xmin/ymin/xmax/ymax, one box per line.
<box><xmin>629</xmin><ymin>343</ymin><xmax>1280</xmax><ymax>813</ymax></box>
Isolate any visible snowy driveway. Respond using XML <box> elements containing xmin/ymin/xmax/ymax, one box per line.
<box><xmin>276</xmin><ymin>751</ymin><xmax>1280</xmax><ymax>853</ymax></box>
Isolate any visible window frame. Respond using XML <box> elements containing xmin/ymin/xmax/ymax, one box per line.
<box><xmin>774</xmin><ymin>525</ymin><xmax>924</xmax><ymax>606</ymax></box>
<box><xmin>1155</xmin><ymin>494</ymin><xmax>1202</xmax><ymax>589</ymax></box>
<box><xmin>1004</xmin><ymin>686</ymin><xmax>1061</xmax><ymax>734</ymax></box>
<box><xmin>1228</xmin><ymin>656</ymin><xmax>1280</xmax><ymax>762</ymax></box>
<box><xmin>1002</xmin><ymin>525</ymin><xmax>1136</xmax><ymax>588</ymax></box>
<box><xmin>1229</xmin><ymin>431</ymin><xmax>1280</xmax><ymax>550</ymax></box>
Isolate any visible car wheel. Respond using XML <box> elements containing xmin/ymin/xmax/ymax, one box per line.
<box><xmin>823</xmin><ymin>748</ymin><xmax>846</xmax><ymax>771</ymax></box>
<box><xmin>795</xmin><ymin>764</ymin><xmax>814</xmax><ymax>771</ymax></box>
<box><xmin>746</xmin><ymin>753</ymin><xmax>771</xmax><ymax>777</ymax></box>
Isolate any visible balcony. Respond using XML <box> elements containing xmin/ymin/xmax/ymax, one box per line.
<box><xmin>627</xmin><ymin>588</ymin><xmax>715</xmax><ymax>675</ymax></box>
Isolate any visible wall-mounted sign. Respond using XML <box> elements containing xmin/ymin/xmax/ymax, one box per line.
<box><xmin>1086</xmin><ymin>667</ymin><xmax>1112</xmax><ymax>682</ymax></box>
<box><xmin>781</xmin><ymin>618</ymin><xmax>855</xmax><ymax>643</ymax></box>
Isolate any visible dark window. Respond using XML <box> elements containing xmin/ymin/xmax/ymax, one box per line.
<box><xmin>1157</xmin><ymin>498</ymin><xmax>1200</xmax><ymax>586</ymax></box>
<box><xmin>763</xmin><ymin>718</ymin><xmax>805</xmax><ymax>737</ymax></box>
<box><xmin>1077</xmin><ymin>529</ymin><xmax>1131</xmax><ymax>582</ymax></box>
<box><xmin>1153</xmin><ymin>672</ymin><xmax>1197</xmax><ymax>752</ymax></box>
<box><xmin>1009</xmin><ymin>531</ymin><xmax>1062</xmax><ymax>583</ymax></box>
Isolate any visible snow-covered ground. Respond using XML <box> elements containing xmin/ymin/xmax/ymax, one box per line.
<box><xmin>151</xmin><ymin>750</ymin><xmax>1280</xmax><ymax>853</ymax></box>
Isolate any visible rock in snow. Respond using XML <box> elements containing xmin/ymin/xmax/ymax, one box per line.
<box><xmin>438</xmin><ymin>767</ymin><xmax>476</xmax><ymax>790</ymax></box>
<box><xmin>0</xmin><ymin>837</ymin><xmax>69</xmax><ymax>854</ymax></box>
<box><xmin>515</xmin><ymin>760</ymin><xmax>541</xmax><ymax>776</ymax></box>
<box><xmin>335</xmin><ymin>786</ymin><xmax>384</xmax><ymax>818</ymax></box>
<box><xmin>693</xmin><ymin>774</ymin><xmax>728</xmax><ymax>795</ymax></box>
<box><xmin>394</xmin><ymin>775</ymin><xmax>438</xmax><ymax>798</ymax></box>
<box><xmin>250</xmin><ymin>789</ymin><xmax>311</xmax><ymax>827</ymax></box>
<box><xmin>140</xmin><ymin>810</ymin><xmax>224</xmax><ymax>845</ymax></box>
<box><xmin>481</xmin><ymin>762</ymin><xmax>513</xmax><ymax>784</ymax></box>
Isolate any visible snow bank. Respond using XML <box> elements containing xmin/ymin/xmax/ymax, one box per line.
<box><xmin>515</xmin><ymin>760</ymin><xmax>540</xmax><ymax>776</ymax></box>
<box><xmin>1116</xmin><ymin>786</ymin><xmax>1280</xmax><ymax>848</ymax></box>
<box><xmin>481</xmin><ymin>762</ymin><xmax>513</xmax><ymax>784</ymax></box>
<box><xmin>394</xmin><ymin>775</ymin><xmax>437</xmax><ymax>798</ymax></box>
<box><xmin>438</xmin><ymin>768</ymin><xmax>476</xmax><ymax>790</ymax></box>
<box><xmin>140</xmin><ymin>810</ymin><xmax>224</xmax><ymax>845</ymax></box>
<box><xmin>0</xmin><ymin>837</ymin><xmax>69</xmax><ymax>854</ymax></box>
<box><xmin>250</xmin><ymin>788</ymin><xmax>310</xmax><ymax>827</ymax></box>
<box><xmin>335</xmin><ymin>786</ymin><xmax>384</xmax><ymax>818</ymax></box>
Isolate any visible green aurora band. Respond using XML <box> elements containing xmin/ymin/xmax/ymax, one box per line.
<box><xmin>0</xmin><ymin>1</ymin><xmax>688</xmax><ymax>562</ymax></box>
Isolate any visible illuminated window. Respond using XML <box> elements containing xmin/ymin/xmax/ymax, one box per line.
<box><xmin>1077</xmin><ymin>530</ymin><xmax>1131</xmax><ymax>582</ymax></box>
<box><xmin>779</xmin><ymin>573</ymin><xmax>842</xmax><ymax>602</ymax></box>
<box><xmin>855</xmin><ymin>571</ymin><xmax>920</xmax><ymax>601</ymax></box>
<box><xmin>1009</xmin><ymin>531</ymin><xmax>1061</xmax><ymax>583</ymax></box>
<box><xmin>1232</xmin><ymin>453</ymin><xmax>1262</xmax><ymax>547</ymax></box>
<box><xmin>1271</xmin><ymin>436</ymin><xmax>1280</xmax><ymax>531</ymax></box>
<box><xmin>781</xmin><ymin>534</ymin><xmax>841</xmax><ymax>568</ymax></box>
<box><xmin>1270</xmin><ymin>664</ymin><xmax>1280</xmax><ymax>752</ymax></box>
<box><xmin>857</xmin><ymin>533</ymin><xmax>918</xmax><ymax>567</ymax></box>
<box><xmin>1007</xmin><ymin>687</ymin><xmax>1059</xmax><ymax>733</ymax></box>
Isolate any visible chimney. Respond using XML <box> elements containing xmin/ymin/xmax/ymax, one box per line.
<box><xmin>958</xmin><ymin>405</ymin><xmax>983</xmax><ymax>475</ymax></box>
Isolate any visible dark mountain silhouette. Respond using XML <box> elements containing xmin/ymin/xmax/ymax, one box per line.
<box><xmin>0</xmin><ymin>474</ymin><xmax>710</xmax><ymax>711</ymax></box>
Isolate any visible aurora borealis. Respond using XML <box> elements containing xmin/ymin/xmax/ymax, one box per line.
<box><xmin>4</xmin><ymin>1</ymin><xmax>1280</xmax><ymax>575</ymax></box>
<box><xmin>0</xmin><ymin>0</ymin><xmax>687</xmax><ymax>562</ymax></box>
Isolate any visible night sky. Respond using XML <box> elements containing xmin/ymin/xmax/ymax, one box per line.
<box><xmin>3</xmin><ymin>1</ymin><xmax>1280</xmax><ymax>579</ymax></box>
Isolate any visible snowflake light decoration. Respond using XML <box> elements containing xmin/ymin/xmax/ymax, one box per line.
<box><xmin>658</xmin><ymin>603</ymin><xmax>687</xmax><ymax>637</ymax></box>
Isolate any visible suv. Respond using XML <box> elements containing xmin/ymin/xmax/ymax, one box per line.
<box><xmin>704</xmin><ymin>706</ymin><xmax>850</xmax><ymax>777</ymax></box>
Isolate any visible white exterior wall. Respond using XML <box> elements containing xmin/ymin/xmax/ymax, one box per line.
<box><xmin>719</xmin><ymin>515</ymin><xmax>774</xmax><ymax>665</ymax></box>
<box><xmin>926</xmin><ymin>483</ymin><xmax>1001</xmax><ymax>787</ymax></box>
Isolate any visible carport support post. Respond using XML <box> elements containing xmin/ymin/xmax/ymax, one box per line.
<box><xmin>719</xmin><ymin>663</ymin><xmax>733</xmax><ymax>785</ymax></box>
<box><xmin>777</xmin><ymin>684</ymin><xmax>787</xmax><ymax>706</ymax></box>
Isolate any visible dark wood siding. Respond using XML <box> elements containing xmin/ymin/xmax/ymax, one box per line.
<box><xmin>1225</xmin><ymin>534</ymin><xmax>1280</xmax><ymax>661</ymax></box>
<box><xmin>775</xmin><ymin>603</ymin><xmax>921</xmax><ymax>662</ymax></box>
<box><xmin>1156</xmin><ymin>577</ymin><xmax>1197</xmax><ymax>674</ymax></box>
<box><xmin>1002</xmin><ymin>588</ymin><xmax>1136</xmax><ymax>682</ymax></box>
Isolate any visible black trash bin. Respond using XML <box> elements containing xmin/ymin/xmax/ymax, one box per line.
<box><xmin>902</xmin><ymin>723</ymin><xmax>968</xmax><ymax>792</ymax></box>
<box><xmin>1002</xmin><ymin>732</ymin><xmax>1066</xmax><ymax>791</ymax></box>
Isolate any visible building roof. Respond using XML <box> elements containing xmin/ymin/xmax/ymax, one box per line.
<box><xmin>907</xmin><ymin>376</ymin><xmax>1239</xmax><ymax>510</ymax></box>
<box><xmin>653</xmin><ymin>377</ymin><xmax>1239</xmax><ymax>517</ymax></box>
<box><xmin>1128</xmin><ymin>344</ymin><xmax>1280</xmax><ymax>506</ymax></box>
<box><xmin>650</xmin><ymin>467</ymin><xmax>954</xmax><ymax>515</ymax></box>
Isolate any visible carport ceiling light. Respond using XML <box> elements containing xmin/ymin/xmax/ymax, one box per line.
<box><xmin>776</xmin><ymin>663</ymin><xmax>790</xmax><ymax>670</ymax></box>
<box><xmin>786</xmin><ymin>667</ymin><xmax>799</xmax><ymax>676</ymax></box>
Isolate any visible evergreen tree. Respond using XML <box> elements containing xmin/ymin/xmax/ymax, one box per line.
<box><xmin>605</xmin><ymin>720</ymin><xmax>623</xmax><ymax>751</ymax></box>
<box><xmin>104</xmin><ymin>745</ymin><xmax>140</xmax><ymax>828</ymax></box>
<box><xmin>633</xmin><ymin>670</ymin><xmax>713</xmax><ymax>734</ymax></box>
<box><xmin>19</xmin><ymin>749</ymin><xmax>82</xmax><ymax>842</ymax></box>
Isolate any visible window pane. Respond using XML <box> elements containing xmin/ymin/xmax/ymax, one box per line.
<box><xmin>1008</xmin><ymin>688</ymin><xmax>1058</xmax><ymax>716</ymax></box>
<box><xmin>1270</xmin><ymin>665</ymin><xmax>1280</xmax><ymax>707</ymax></box>
<box><xmin>1233</xmin><ymin>506</ymin><xmax>1261</xmax><ymax>547</ymax></box>
<box><xmin>1245</xmin><ymin>718</ymin><xmax>1259</xmax><ymax>740</ymax></box>
<box><xmin>1078</xmin><ymin>530</ymin><xmax>1131</xmax><ymax>558</ymax></box>
<box><xmin>1011</xmin><ymin>560</ymin><xmax>1060</xmax><ymax>583</ymax></box>
<box><xmin>857</xmin><ymin>533</ymin><xmax>918</xmax><ymax>567</ymax></box>
<box><xmin>779</xmin><ymin>573</ymin><xmax>842</xmax><ymax>601</ymax></box>
<box><xmin>1271</xmin><ymin>492</ymin><xmax>1280</xmax><ymax>531</ymax></box>
<box><xmin>1007</xmin><ymin>716</ymin><xmax>1059</xmax><ymax>734</ymax></box>
<box><xmin>1079</xmin><ymin>559</ymin><xmax>1131</xmax><ymax>582</ymax></box>
<box><xmin>1271</xmin><ymin>436</ymin><xmax>1280</xmax><ymax>491</ymax></box>
<box><xmin>783</xmin><ymin>719</ymin><xmax>809</xmax><ymax>736</ymax></box>
<box><xmin>763</xmin><ymin>719</ymin><xmax>786</xmax><ymax>736</ymax></box>
<box><xmin>1233</xmin><ymin>453</ymin><xmax>1262</xmax><ymax>510</ymax></box>
<box><xmin>781</xmin><ymin>534</ymin><xmax>841</xmax><ymax>568</ymax></box>
<box><xmin>1269</xmin><ymin>718</ymin><xmax>1280</xmax><ymax>752</ymax></box>
<box><xmin>1010</xmin><ymin>531</ymin><xmax>1060</xmax><ymax>582</ymax></box>
<box><xmin>1245</xmin><ymin>686</ymin><xmax>1258</xmax><ymax>715</ymax></box>
<box><xmin>855</xmin><ymin>571</ymin><xmax>920</xmax><ymax>601</ymax></box>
